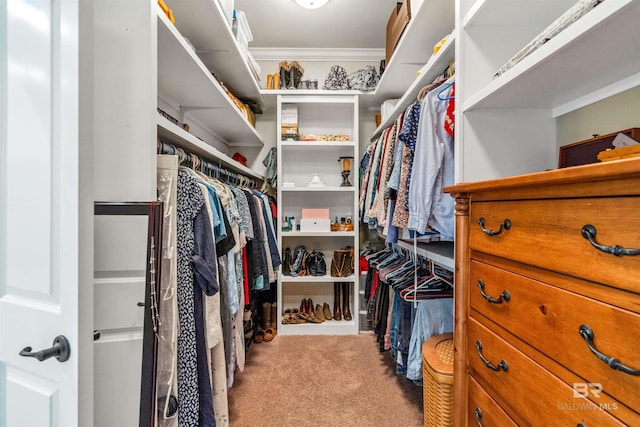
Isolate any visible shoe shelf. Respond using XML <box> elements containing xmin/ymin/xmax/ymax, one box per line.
<box><xmin>167</xmin><ymin>0</ymin><xmax>264</xmax><ymax>107</ymax></box>
<box><xmin>281</xmin><ymin>231</ymin><xmax>355</xmax><ymax>237</ymax></box>
<box><xmin>278</xmin><ymin>320</ymin><xmax>357</xmax><ymax>336</ymax></box>
<box><xmin>281</xmin><ymin>275</ymin><xmax>356</xmax><ymax>283</ymax></box>
<box><xmin>157</xmin><ymin>9</ymin><xmax>264</xmax><ymax>148</ymax></box>
<box><xmin>280</xmin><ymin>141</ymin><xmax>356</xmax><ymax>150</ymax></box>
<box><xmin>277</xmin><ymin>93</ymin><xmax>360</xmax><ymax>335</ymax></box>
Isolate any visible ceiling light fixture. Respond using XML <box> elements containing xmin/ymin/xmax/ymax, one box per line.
<box><xmin>294</xmin><ymin>0</ymin><xmax>330</xmax><ymax>9</ymax></box>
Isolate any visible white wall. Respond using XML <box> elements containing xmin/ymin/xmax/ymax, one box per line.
<box><xmin>556</xmin><ymin>86</ymin><xmax>640</xmax><ymax>149</ymax></box>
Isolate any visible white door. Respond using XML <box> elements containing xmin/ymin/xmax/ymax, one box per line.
<box><xmin>0</xmin><ymin>0</ymin><xmax>90</xmax><ymax>426</ymax></box>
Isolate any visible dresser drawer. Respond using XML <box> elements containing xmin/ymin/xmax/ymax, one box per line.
<box><xmin>468</xmin><ymin>317</ymin><xmax>625</xmax><ymax>426</ymax></box>
<box><xmin>468</xmin><ymin>376</ymin><xmax>517</xmax><ymax>427</ymax></box>
<box><xmin>470</xmin><ymin>260</ymin><xmax>640</xmax><ymax>413</ymax></box>
<box><xmin>469</xmin><ymin>197</ymin><xmax>640</xmax><ymax>293</ymax></box>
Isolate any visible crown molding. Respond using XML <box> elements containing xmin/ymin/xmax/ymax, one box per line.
<box><xmin>249</xmin><ymin>47</ymin><xmax>385</xmax><ymax>62</ymax></box>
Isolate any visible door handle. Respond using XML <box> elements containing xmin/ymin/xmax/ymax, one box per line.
<box><xmin>19</xmin><ymin>335</ymin><xmax>70</xmax><ymax>362</ymax></box>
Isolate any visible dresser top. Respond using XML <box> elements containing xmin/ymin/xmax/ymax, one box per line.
<box><xmin>445</xmin><ymin>157</ymin><xmax>640</xmax><ymax>197</ymax></box>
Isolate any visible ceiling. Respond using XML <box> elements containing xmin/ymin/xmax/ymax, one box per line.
<box><xmin>234</xmin><ymin>0</ymin><xmax>397</xmax><ymax>58</ymax></box>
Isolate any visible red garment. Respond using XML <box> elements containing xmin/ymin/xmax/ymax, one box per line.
<box><xmin>444</xmin><ymin>83</ymin><xmax>455</xmax><ymax>137</ymax></box>
<box><xmin>359</xmin><ymin>254</ymin><xmax>369</xmax><ymax>273</ymax></box>
<box><xmin>269</xmin><ymin>199</ymin><xmax>277</xmax><ymax>219</ymax></box>
<box><xmin>242</xmin><ymin>247</ymin><xmax>250</xmax><ymax>305</ymax></box>
<box><xmin>370</xmin><ymin>270</ymin><xmax>380</xmax><ymax>300</ymax></box>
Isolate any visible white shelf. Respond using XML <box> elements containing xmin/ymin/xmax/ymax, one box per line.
<box><xmin>462</xmin><ymin>0</ymin><xmax>640</xmax><ymax>116</ymax></box>
<box><xmin>396</xmin><ymin>240</ymin><xmax>454</xmax><ymax>270</ymax></box>
<box><xmin>156</xmin><ymin>115</ymin><xmax>263</xmax><ymax>180</ymax></box>
<box><xmin>463</xmin><ymin>0</ymin><xmax>576</xmax><ymax>29</ymax></box>
<box><xmin>156</xmin><ymin>10</ymin><xmax>264</xmax><ymax>147</ymax></box>
<box><xmin>261</xmin><ymin>90</ymin><xmax>372</xmax><ymax>108</ymax></box>
<box><xmin>371</xmin><ymin>0</ymin><xmax>455</xmax><ymax>106</ymax></box>
<box><xmin>278</xmin><ymin>319</ymin><xmax>357</xmax><ymax>336</ymax></box>
<box><xmin>167</xmin><ymin>0</ymin><xmax>264</xmax><ymax>106</ymax></box>
<box><xmin>371</xmin><ymin>34</ymin><xmax>455</xmax><ymax>141</ymax></box>
<box><xmin>281</xmin><ymin>274</ymin><xmax>356</xmax><ymax>283</ymax></box>
<box><xmin>281</xmin><ymin>186</ymin><xmax>355</xmax><ymax>192</ymax></box>
<box><xmin>281</xmin><ymin>231</ymin><xmax>355</xmax><ymax>237</ymax></box>
<box><xmin>280</xmin><ymin>141</ymin><xmax>356</xmax><ymax>148</ymax></box>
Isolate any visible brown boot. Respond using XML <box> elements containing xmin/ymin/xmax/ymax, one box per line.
<box><xmin>342</xmin><ymin>283</ymin><xmax>352</xmax><ymax>321</ymax></box>
<box><xmin>333</xmin><ymin>282</ymin><xmax>342</xmax><ymax>321</ymax></box>
<box><xmin>262</xmin><ymin>302</ymin><xmax>272</xmax><ymax>329</ymax></box>
<box><xmin>271</xmin><ymin>302</ymin><xmax>278</xmax><ymax>330</ymax></box>
<box><xmin>323</xmin><ymin>303</ymin><xmax>332</xmax><ymax>320</ymax></box>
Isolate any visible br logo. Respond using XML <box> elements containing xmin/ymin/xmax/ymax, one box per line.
<box><xmin>573</xmin><ymin>382</ymin><xmax>602</xmax><ymax>399</ymax></box>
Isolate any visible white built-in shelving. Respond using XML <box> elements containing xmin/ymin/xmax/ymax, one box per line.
<box><xmin>277</xmin><ymin>93</ymin><xmax>360</xmax><ymax>335</ymax></box>
<box><xmin>371</xmin><ymin>34</ymin><xmax>455</xmax><ymax>141</ymax></box>
<box><xmin>456</xmin><ymin>0</ymin><xmax>640</xmax><ymax>183</ymax></box>
<box><xmin>156</xmin><ymin>115</ymin><xmax>263</xmax><ymax>179</ymax></box>
<box><xmin>371</xmin><ymin>0</ymin><xmax>455</xmax><ymax>107</ymax></box>
<box><xmin>168</xmin><ymin>0</ymin><xmax>264</xmax><ymax>105</ymax></box>
<box><xmin>396</xmin><ymin>240</ymin><xmax>454</xmax><ymax>271</ymax></box>
<box><xmin>157</xmin><ymin>10</ymin><xmax>264</xmax><ymax>148</ymax></box>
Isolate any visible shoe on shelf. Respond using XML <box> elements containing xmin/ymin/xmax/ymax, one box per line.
<box><xmin>323</xmin><ymin>303</ymin><xmax>332</xmax><ymax>320</ymax></box>
<box><xmin>282</xmin><ymin>308</ymin><xmax>292</xmax><ymax>324</ymax></box>
<box><xmin>342</xmin><ymin>282</ymin><xmax>352</xmax><ymax>321</ymax></box>
<box><xmin>333</xmin><ymin>282</ymin><xmax>342</xmax><ymax>321</ymax></box>
<box><xmin>306</xmin><ymin>298</ymin><xmax>314</xmax><ymax>317</ymax></box>
<box><xmin>314</xmin><ymin>304</ymin><xmax>325</xmax><ymax>322</ymax></box>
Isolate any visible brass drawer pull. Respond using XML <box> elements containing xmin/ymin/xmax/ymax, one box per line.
<box><xmin>579</xmin><ymin>325</ymin><xmax>640</xmax><ymax>376</ymax></box>
<box><xmin>474</xmin><ymin>407</ymin><xmax>483</xmax><ymax>427</ymax></box>
<box><xmin>475</xmin><ymin>340</ymin><xmax>509</xmax><ymax>372</ymax></box>
<box><xmin>581</xmin><ymin>224</ymin><xmax>640</xmax><ymax>256</ymax></box>
<box><xmin>477</xmin><ymin>279</ymin><xmax>510</xmax><ymax>304</ymax></box>
<box><xmin>478</xmin><ymin>218</ymin><xmax>511</xmax><ymax>236</ymax></box>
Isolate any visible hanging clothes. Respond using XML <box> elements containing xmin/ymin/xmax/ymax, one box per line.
<box><xmin>155</xmin><ymin>149</ymin><xmax>280</xmax><ymax>427</ymax></box>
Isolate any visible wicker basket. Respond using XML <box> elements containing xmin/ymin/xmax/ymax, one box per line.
<box><xmin>422</xmin><ymin>332</ymin><xmax>454</xmax><ymax>427</ymax></box>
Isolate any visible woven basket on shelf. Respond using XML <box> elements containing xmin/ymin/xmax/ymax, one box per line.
<box><xmin>422</xmin><ymin>332</ymin><xmax>454</xmax><ymax>427</ymax></box>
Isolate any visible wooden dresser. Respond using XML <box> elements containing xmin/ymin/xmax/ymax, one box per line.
<box><xmin>444</xmin><ymin>158</ymin><xmax>640</xmax><ymax>426</ymax></box>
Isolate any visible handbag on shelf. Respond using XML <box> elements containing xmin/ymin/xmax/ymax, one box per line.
<box><xmin>330</xmin><ymin>246</ymin><xmax>354</xmax><ymax>277</ymax></box>
<box><xmin>290</xmin><ymin>245</ymin><xmax>307</xmax><ymax>277</ymax></box>
<box><xmin>347</xmin><ymin>65</ymin><xmax>379</xmax><ymax>92</ymax></box>
<box><xmin>282</xmin><ymin>247</ymin><xmax>292</xmax><ymax>276</ymax></box>
<box><xmin>298</xmin><ymin>251</ymin><xmax>311</xmax><ymax>276</ymax></box>
<box><xmin>308</xmin><ymin>251</ymin><xmax>327</xmax><ymax>277</ymax></box>
<box><xmin>323</xmin><ymin>65</ymin><xmax>350</xmax><ymax>90</ymax></box>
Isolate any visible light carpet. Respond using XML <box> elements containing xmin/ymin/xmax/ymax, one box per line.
<box><xmin>227</xmin><ymin>334</ymin><xmax>423</xmax><ymax>426</ymax></box>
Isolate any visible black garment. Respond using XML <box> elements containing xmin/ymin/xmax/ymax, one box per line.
<box><xmin>374</xmin><ymin>281</ymin><xmax>390</xmax><ymax>352</ymax></box>
<box><xmin>215</xmin><ymin>202</ymin><xmax>236</xmax><ymax>256</ymax></box>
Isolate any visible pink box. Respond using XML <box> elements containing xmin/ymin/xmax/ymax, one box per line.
<box><xmin>301</xmin><ymin>208</ymin><xmax>330</xmax><ymax>220</ymax></box>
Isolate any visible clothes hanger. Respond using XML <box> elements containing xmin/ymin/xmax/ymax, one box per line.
<box><xmin>437</xmin><ymin>80</ymin><xmax>455</xmax><ymax>101</ymax></box>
